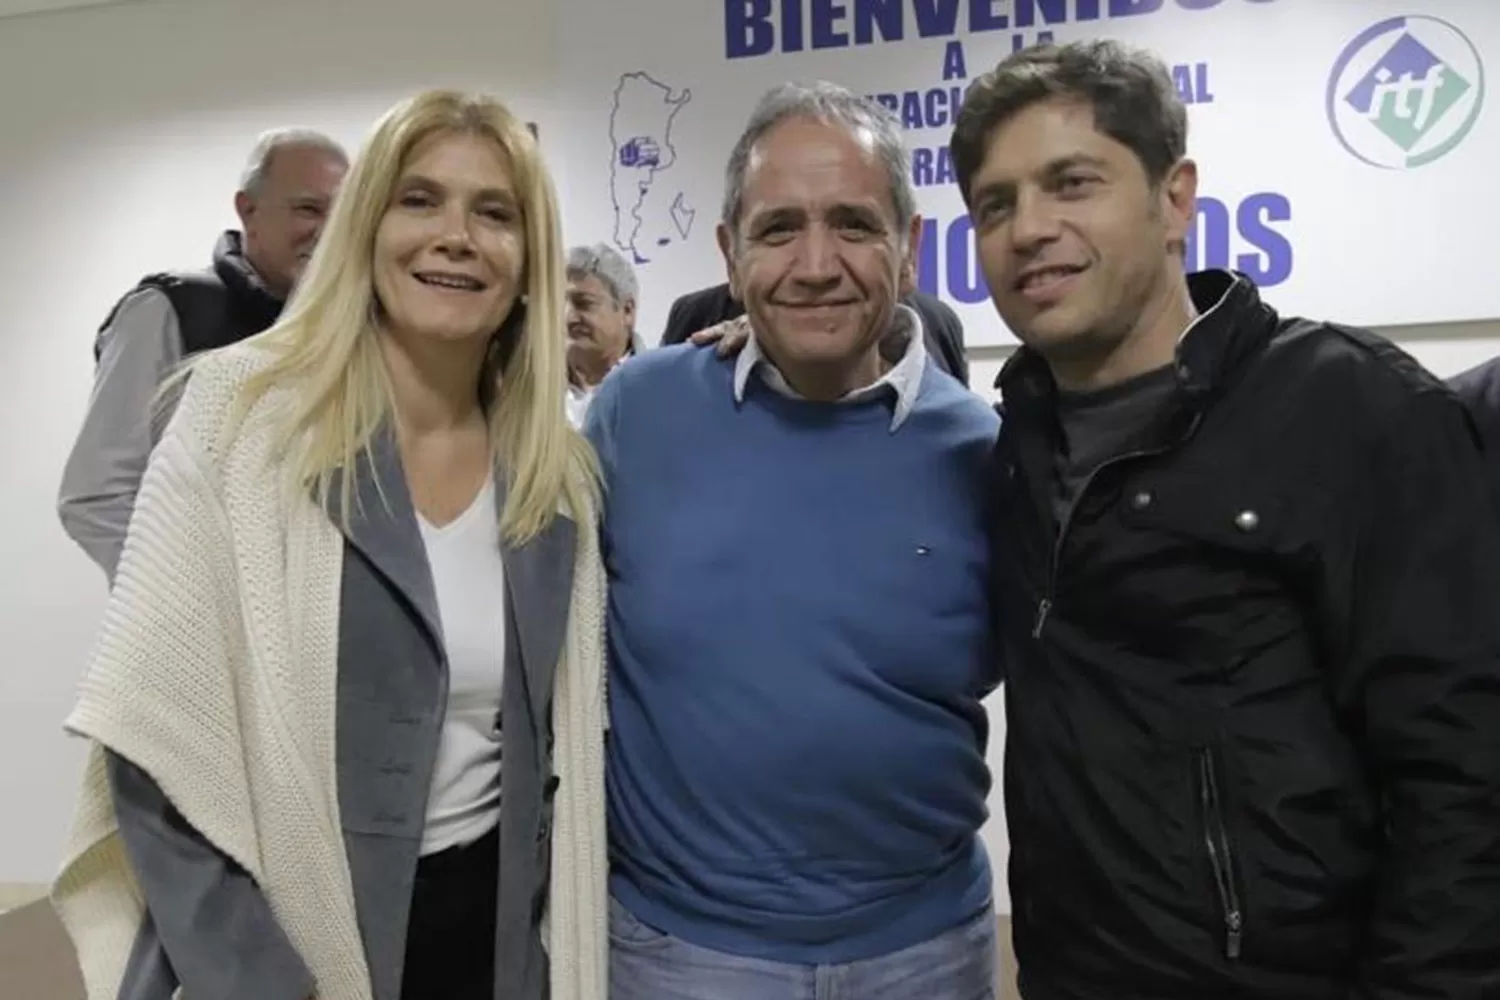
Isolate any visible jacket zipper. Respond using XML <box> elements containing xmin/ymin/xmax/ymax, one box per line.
<box><xmin>1031</xmin><ymin>410</ymin><xmax>1203</xmax><ymax>639</ymax></box>
<box><xmin>1197</xmin><ymin>748</ymin><xmax>1244</xmax><ymax>960</ymax></box>
<box><xmin>1032</xmin><ymin>467</ymin><xmax>1103</xmax><ymax>638</ymax></box>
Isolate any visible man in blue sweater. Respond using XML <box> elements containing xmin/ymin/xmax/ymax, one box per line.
<box><xmin>585</xmin><ymin>82</ymin><xmax>1001</xmax><ymax>999</ymax></box>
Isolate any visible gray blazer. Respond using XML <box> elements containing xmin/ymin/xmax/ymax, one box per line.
<box><xmin>105</xmin><ymin>428</ymin><xmax>577</xmax><ymax>1000</ymax></box>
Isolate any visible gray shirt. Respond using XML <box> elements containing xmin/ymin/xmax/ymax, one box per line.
<box><xmin>1052</xmin><ymin>363</ymin><xmax>1179</xmax><ymax>527</ymax></box>
<box><xmin>57</xmin><ymin>288</ymin><xmax>183</xmax><ymax>582</ymax></box>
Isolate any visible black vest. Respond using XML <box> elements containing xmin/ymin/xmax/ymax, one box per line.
<box><xmin>95</xmin><ymin>231</ymin><xmax>284</xmax><ymax>364</ymax></box>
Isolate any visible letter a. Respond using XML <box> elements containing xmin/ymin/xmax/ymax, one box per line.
<box><xmin>942</xmin><ymin>40</ymin><xmax>967</xmax><ymax>81</ymax></box>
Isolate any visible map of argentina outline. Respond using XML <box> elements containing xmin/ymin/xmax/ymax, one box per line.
<box><xmin>610</xmin><ymin>71</ymin><xmax>694</xmax><ymax>263</ymax></box>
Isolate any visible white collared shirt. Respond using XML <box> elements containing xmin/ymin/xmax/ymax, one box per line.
<box><xmin>732</xmin><ymin>303</ymin><xmax>929</xmax><ymax>431</ymax></box>
<box><xmin>566</xmin><ymin>333</ymin><xmax>648</xmax><ymax>428</ymax></box>
<box><xmin>565</xmin><ymin>382</ymin><xmax>596</xmax><ymax>429</ymax></box>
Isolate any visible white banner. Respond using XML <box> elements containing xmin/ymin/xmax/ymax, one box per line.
<box><xmin>553</xmin><ymin>1</ymin><xmax>1497</xmax><ymax>348</ymax></box>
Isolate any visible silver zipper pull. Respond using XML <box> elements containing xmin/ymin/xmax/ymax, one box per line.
<box><xmin>1032</xmin><ymin>598</ymin><xmax>1052</xmax><ymax>638</ymax></box>
<box><xmin>1226</xmin><ymin>910</ymin><xmax>1242</xmax><ymax>959</ymax></box>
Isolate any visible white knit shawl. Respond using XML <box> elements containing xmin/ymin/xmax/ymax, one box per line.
<box><xmin>50</xmin><ymin>344</ymin><xmax>608</xmax><ymax>1000</ymax></box>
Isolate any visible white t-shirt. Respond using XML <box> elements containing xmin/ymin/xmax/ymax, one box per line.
<box><xmin>417</xmin><ymin>472</ymin><xmax>507</xmax><ymax>856</ymax></box>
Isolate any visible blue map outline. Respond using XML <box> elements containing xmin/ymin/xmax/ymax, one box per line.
<box><xmin>609</xmin><ymin>70</ymin><xmax>693</xmax><ymax>263</ymax></box>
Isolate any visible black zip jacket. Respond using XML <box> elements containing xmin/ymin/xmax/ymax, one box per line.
<box><xmin>1447</xmin><ymin>355</ymin><xmax>1500</xmax><ymax>505</ymax></box>
<box><xmin>992</xmin><ymin>270</ymin><xmax>1500</xmax><ymax>1000</ymax></box>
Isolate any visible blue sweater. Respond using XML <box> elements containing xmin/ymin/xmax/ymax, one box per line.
<box><xmin>585</xmin><ymin>344</ymin><xmax>1001</xmax><ymax>964</ymax></box>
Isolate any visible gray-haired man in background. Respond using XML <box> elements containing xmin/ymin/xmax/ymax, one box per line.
<box><xmin>57</xmin><ymin>127</ymin><xmax>347</xmax><ymax>581</ymax></box>
<box><xmin>565</xmin><ymin>241</ymin><xmax>644</xmax><ymax>427</ymax></box>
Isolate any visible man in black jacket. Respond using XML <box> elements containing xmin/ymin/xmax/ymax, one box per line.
<box><xmin>662</xmin><ymin>280</ymin><xmax>970</xmax><ymax>385</ymax></box>
<box><xmin>951</xmin><ymin>39</ymin><xmax>1500</xmax><ymax>1000</ymax></box>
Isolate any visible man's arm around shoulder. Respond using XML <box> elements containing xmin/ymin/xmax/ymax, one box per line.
<box><xmin>1335</xmin><ymin>386</ymin><xmax>1500</xmax><ymax>999</ymax></box>
<box><xmin>58</xmin><ymin>287</ymin><xmax>183</xmax><ymax>583</ymax></box>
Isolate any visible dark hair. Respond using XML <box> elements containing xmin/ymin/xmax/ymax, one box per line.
<box><xmin>950</xmin><ymin>39</ymin><xmax>1187</xmax><ymax>205</ymax></box>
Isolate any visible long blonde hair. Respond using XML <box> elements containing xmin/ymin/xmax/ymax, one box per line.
<box><xmin>226</xmin><ymin>89</ymin><xmax>596</xmax><ymax>542</ymax></box>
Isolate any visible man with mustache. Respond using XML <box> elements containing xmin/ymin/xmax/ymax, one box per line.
<box><xmin>957</xmin><ymin>39</ymin><xmax>1500</xmax><ymax>999</ymax></box>
<box><xmin>585</xmin><ymin>81</ymin><xmax>1001</xmax><ymax>999</ymax></box>
<box><xmin>58</xmin><ymin>127</ymin><xmax>347</xmax><ymax>582</ymax></box>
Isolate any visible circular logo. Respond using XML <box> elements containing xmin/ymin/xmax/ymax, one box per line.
<box><xmin>1326</xmin><ymin>15</ymin><xmax>1485</xmax><ymax>169</ymax></box>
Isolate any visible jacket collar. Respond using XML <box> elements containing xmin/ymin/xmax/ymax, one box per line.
<box><xmin>324</xmin><ymin>424</ymin><xmax>444</xmax><ymax>649</ymax></box>
<box><xmin>213</xmin><ymin>229</ymin><xmax>286</xmax><ymax>315</ymax></box>
<box><xmin>996</xmin><ymin>269</ymin><xmax>1279</xmax><ymax>414</ymax></box>
<box><xmin>323</xmin><ymin>425</ymin><xmax>577</xmax><ymax>727</ymax></box>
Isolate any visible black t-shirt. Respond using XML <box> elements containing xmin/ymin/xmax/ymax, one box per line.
<box><xmin>1052</xmin><ymin>363</ymin><xmax>1178</xmax><ymax>527</ymax></box>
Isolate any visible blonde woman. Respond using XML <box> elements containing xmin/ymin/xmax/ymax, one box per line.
<box><xmin>51</xmin><ymin>90</ymin><xmax>607</xmax><ymax>1000</ymax></box>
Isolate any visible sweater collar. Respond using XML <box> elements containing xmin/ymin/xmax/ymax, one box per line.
<box><xmin>732</xmin><ymin>303</ymin><xmax>928</xmax><ymax>430</ymax></box>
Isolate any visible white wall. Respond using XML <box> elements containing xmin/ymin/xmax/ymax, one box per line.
<box><xmin>3</xmin><ymin>0</ymin><xmax>1498</xmax><ymax>923</ymax></box>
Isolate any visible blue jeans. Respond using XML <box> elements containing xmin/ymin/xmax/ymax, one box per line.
<box><xmin>609</xmin><ymin>896</ymin><xmax>997</xmax><ymax>1000</ymax></box>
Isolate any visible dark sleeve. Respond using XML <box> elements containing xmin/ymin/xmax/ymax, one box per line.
<box><xmin>910</xmin><ymin>293</ymin><xmax>969</xmax><ymax>386</ymax></box>
<box><xmin>1447</xmin><ymin>358</ymin><xmax>1500</xmax><ymax>510</ymax></box>
<box><xmin>661</xmin><ymin>286</ymin><xmax>744</xmax><ymax>346</ymax></box>
<box><xmin>941</xmin><ymin>314</ymin><xmax>970</xmax><ymax>387</ymax></box>
<box><xmin>660</xmin><ymin>294</ymin><xmax>695</xmax><ymax>346</ymax></box>
<box><xmin>107</xmin><ymin>750</ymin><xmax>316</xmax><ymax>1000</ymax></box>
<box><xmin>1332</xmin><ymin>391</ymin><xmax>1500</xmax><ymax>1000</ymax></box>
